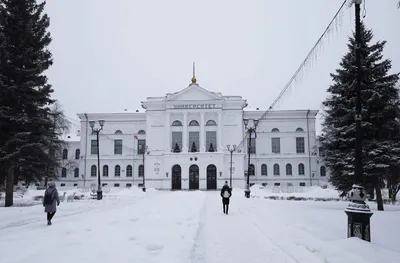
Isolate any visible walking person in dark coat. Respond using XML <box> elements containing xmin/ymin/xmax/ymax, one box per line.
<box><xmin>220</xmin><ymin>181</ymin><xmax>232</xmax><ymax>215</ymax></box>
<box><xmin>43</xmin><ymin>182</ymin><xmax>60</xmax><ymax>225</ymax></box>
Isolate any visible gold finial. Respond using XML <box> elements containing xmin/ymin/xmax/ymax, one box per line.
<box><xmin>191</xmin><ymin>62</ymin><xmax>197</xmax><ymax>84</ymax></box>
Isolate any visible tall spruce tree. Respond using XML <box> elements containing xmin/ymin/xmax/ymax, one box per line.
<box><xmin>0</xmin><ymin>0</ymin><xmax>59</xmax><ymax>205</ymax></box>
<box><xmin>320</xmin><ymin>22</ymin><xmax>400</xmax><ymax>210</ymax></box>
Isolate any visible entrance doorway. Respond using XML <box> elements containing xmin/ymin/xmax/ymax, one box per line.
<box><xmin>171</xmin><ymin>165</ymin><xmax>181</xmax><ymax>190</ymax></box>
<box><xmin>189</xmin><ymin>165</ymin><xmax>199</xmax><ymax>190</ymax></box>
<box><xmin>206</xmin><ymin>164</ymin><xmax>217</xmax><ymax>190</ymax></box>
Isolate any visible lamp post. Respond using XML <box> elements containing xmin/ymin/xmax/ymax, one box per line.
<box><xmin>227</xmin><ymin>144</ymin><xmax>236</xmax><ymax>189</ymax></box>
<box><xmin>344</xmin><ymin>0</ymin><xmax>373</xmax><ymax>242</ymax></box>
<box><xmin>139</xmin><ymin>144</ymin><xmax>148</xmax><ymax>192</ymax></box>
<box><xmin>243</xmin><ymin>118</ymin><xmax>259</xmax><ymax>198</ymax></box>
<box><xmin>89</xmin><ymin>120</ymin><xmax>105</xmax><ymax>200</ymax></box>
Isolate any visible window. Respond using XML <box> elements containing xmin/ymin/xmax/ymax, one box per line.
<box><xmin>172</xmin><ymin>120</ymin><xmax>182</xmax><ymax>126</ymax></box>
<box><xmin>273</xmin><ymin>164</ymin><xmax>280</xmax><ymax>176</ymax></box>
<box><xmin>298</xmin><ymin>163</ymin><xmax>305</xmax><ymax>175</ymax></box>
<box><xmin>103</xmin><ymin>165</ymin><xmax>109</xmax><ymax>177</ymax></box>
<box><xmin>172</xmin><ymin>132</ymin><xmax>182</xmax><ymax>153</ymax></box>
<box><xmin>248</xmin><ymin>164</ymin><xmax>255</xmax><ymax>176</ymax></box>
<box><xmin>319</xmin><ymin>147</ymin><xmax>325</xmax><ymax>157</ymax></box>
<box><xmin>296</xmin><ymin>128</ymin><xmax>304</xmax><ymax>132</ymax></box>
<box><xmin>74</xmin><ymin>168</ymin><xmax>79</xmax><ymax>178</ymax></box>
<box><xmin>320</xmin><ymin>166</ymin><xmax>326</xmax><ymax>177</ymax></box>
<box><xmin>126</xmin><ymin>165</ymin><xmax>132</xmax><ymax>177</ymax></box>
<box><xmin>62</xmin><ymin>149</ymin><xmax>68</xmax><ymax>159</ymax></box>
<box><xmin>61</xmin><ymin>168</ymin><xmax>67</xmax><ymax>177</ymax></box>
<box><xmin>206</xmin><ymin>131</ymin><xmax>217</xmax><ymax>152</ymax></box>
<box><xmin>274</xmin><ymin>183</ymin><xmax>280</xmax><ymax>186</ymax></box>
<box><xmin>115</xmin><ymin>130</ymin><xmax>123</xmax><ymax>134</ymax></box>
<box><xmin>137</xmin><ymin>139</ymin><xmax>146</xmax><ymax>154</ymax></box>
<box><xmin>206</xmin><ymin>120</ymin><xmax>217</xmax><ymax>126</ymax></box>
<box><xmin>249</xmin><ymin>138</ymin><xmax>256</xmax><ymax>154</ymax></box>
<box><xmin>114</xmin><ymin>139</ymin><xmax>123</xmax><ymax>154</ymax></box>
<box><xmin>189</xmin><ymin>132</ymin><xmax>199</xmax><ymax>152</ymax></box>
<box><xmin>115</xmin><ymin>165</ymin><xmax>121</xmax><ymax>177</ymax></box>
<box><xmin>114</xmin><ymin>183</ymin><xmax>120</xmax><ymax>187</ymax></box>
<box><xmin>102</xmin><ymin>183</ymin><xmax>108</xmax><ymax>187</ymax></box>
<box><xmin>271</xmin><ymin>138</ymin><xmax>280</xmax><ymax>153</ymax></box>
<box><xmin>189</xmin><ymin>120</ymin><xmax>199</xmax><ymax>126</ymax></box>
<box><xmin>91</xmin><ymin>165</ymin><xmax>97</xmax><ymax>177</ymax></box>
<box><xmin>126</xmin><ymin>183</ymin><xmax>132</xmax><ymax>188</ymax></box>
<box><xmin>286</xmin><ymin>164</ymin><xmax>292</xmax><ymax>176</ymax></box>
<box><xmin>299</xmin><ymin>182</ymin><xmax>306</xmax><ymax>187</ymax></box>
<box><xmin>287</xmin><ymin>182</ymin><xmax>293</xmax><ymax>186</ymax></box>
<box><xmin>296</xmin><ymin>137</ymin><xmax>305</xmax><ymax>153</ymax></box>
<box><xmin>138</xmin><ymin>165</ymin><xmax>144</xmax><ymax>177</ymax></box>
<box><xmin>73</xmin><ymin>183</ymin><xmax>78</xmax><ymax>187</ymax></box>
<box><xmin>138</xmin><ymin>130</ymin><xmax>146</xmax><ymax>135</ymax></box>
<box><xmin>271</xmin><ymin>128</ymin><xmax>279</xmax><ymax>132</ymax></box>
<box><xmin>60</xmin><ymin>183</ymin><xmax>65</xmax><ymax>187</ymax></box>
<box><xmin>91</xmin><ymin>140</ymin><xmax>98</xmax><ymax>154</ymax></box>
<box><xmin>261</xmin><ymin>164</ymin><xmax>267</xmax><ymax>176</ymax></box>
<box><xmin>262</xmin><ymin>183</ymin><xmax>268</xmax><ymax>186</ymax></box>
<box><xmin>75</xmin><ymin>149</ymin><xmax>80</xmax><ymax>159</ymax></box>
<box><xmin>138</xmin><ymin>183</ymin><xmax>144</xmax><ymax>187</ymax></box>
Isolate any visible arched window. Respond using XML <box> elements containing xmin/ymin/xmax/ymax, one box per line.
<box><xmin>114</xmin><ymin>165</ymin><xmax>121</xmax><ymax>177</ymax></box>
<box><xmin>62</xmin><ymin>149</ymin><xmax>68</xmax><ymax>159</ymax></box>
<box><xmin>271</xmin><ymin>128</ymin><xmax>280</xmax><ymax>132</ymax></box>
<box><xmin>206</xmin><ymin>120</ymin><xmax>217</xmax><ymax>126</ymax></box>
<box><xmin>298</xmin><ymin>163</ymin><xmax>305</xmax><ymax>175</ymax></box>
<box><xmin>138</xmin><ymin>130</ymin><xmax>146</xmax><ymax>135</ymax></box>
<box><xmin>126</xmin><ymin>165</ymin><xmax>132</xmax><ymax>177</ymax></box>
<box><xmin>115</xmin><ymin>130</ymin><xmax>123</xmax><ymax>135</ymax></box>
<box><xmin>172</xmin><ymin>120</ymin><xmax>182</xmax><ymax>126</ymax></box>
<box><xmin>138</xmin><ymin>165</ymin><xmax>144</xmax><ymax>177</ymax></box>
<box><xmin>91</xmin><ymin>165</ymin><xmax>97</xmax><ymax>177</ymax></box>
<box><xmin>74</xmin><ymin>168</ymin><xmax>79</xmax><ymax>178</ymax></box>
<box><xmin>296</xmin><ymin>128</ymin><xmax>304</xmax><ymax>132</ymax></box>
<box><xmin>273</xmin><ymin>164</ymin><xmax>280</xmax><ymax>176</ymax></box>
<box><xmin>61</xmin><ymin>168</ymin><xmax>67</xmax><ymax>177</ymax></box>
<box><xmin>103</xmin><ymin>165</ymin><xmax>109</xmax><ymax>177</ymax></box>
<box><xmin>189</xmin><ymin>120</ymin><xmax>199</xmax><ymax>126</ymax></box>
<box><xmin>75</xmin><ymin>149</ymin><xmax>80</xmax><ymax>160</ymax></box>
<box><xmin>248</xmin><ymin>164</ymin><xmax>255</xmax><ymax>176</ymax></box>
<box><xmin>286</xmin><ymin>164</ymin><xmax>292</xmax><ymax>175</ymax></box>
<box><xmin>261</xmin><ymin>164</ymin><xmax>267</xmax><ymax>176</ymax></box>
<box><xmin>320</xmin><ymin>166</ymin><xmax>326</xmax><ymax>177</ymax></box>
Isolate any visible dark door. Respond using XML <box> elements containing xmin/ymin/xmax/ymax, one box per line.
<box><xmin>171</xmin><ymin>165</ymin><xmax>181</xmax><ymax>190</ymax></box>
<box><xmin>189</xmin><ymin>165</ymin><xmax>199</xmax><ymax>190</ymax></box>
<box><xmin>207</xmin><ymin>164</ymin><xmax>217</xmax><ymax>190</ymax></box>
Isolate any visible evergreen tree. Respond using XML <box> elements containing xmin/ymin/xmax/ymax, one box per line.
<box><xmin>0</xmin><ymin>0</ymin><xmax>58</xmax><ymax>205</ymax></box>
<box><xmin>320</xmin><ymin>22</ymin><xmax>400</xmax><ymax>210</ymax></box>
<box><xmin>191</xmin><ymin>142</ymin><xmax>197</xmax><ymax>153</ymax></box>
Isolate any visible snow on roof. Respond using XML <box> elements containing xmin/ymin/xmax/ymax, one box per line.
<box><xmin>62</xmin><ymin>133</ymin><xmax>80</xmax><ymax>142</ymax></box>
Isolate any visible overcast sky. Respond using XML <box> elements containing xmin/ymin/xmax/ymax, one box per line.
<box><xmin>44</xmin><ymin>0</ymin><xmax>400</xmax><ymax>133</ymax></box>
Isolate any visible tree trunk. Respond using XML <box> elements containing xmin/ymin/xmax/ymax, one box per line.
<box><xmin>375</xmin><ymin>182</ymin><xmax>384</xmax><ymax>211</ymax></box>
<box><xmin>5</xmin><ymin>164</ymin><xmax>15</xmax><ymax>207</ymax></box>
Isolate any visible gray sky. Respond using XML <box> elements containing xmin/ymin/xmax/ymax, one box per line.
<box><xmin>44</xmin><ymin>0</ymin><xmax>400</xmax><ymax>133</ymax></box>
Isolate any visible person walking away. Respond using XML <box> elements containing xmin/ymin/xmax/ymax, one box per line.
<box><xmin>220</xmin><ymin>181</ymin><xmax>232</xmax><ymax>214</ymax></box>
<box><xmin>43</xmin><ymin>182</ymin><xmax>60</xmax><ymax>225</ymax></box>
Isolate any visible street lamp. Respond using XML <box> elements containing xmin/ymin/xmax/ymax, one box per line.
<box><xmin>227</xmin><ymin>144</ymin><xmax>236</xmax><ymax>189</ymax></box>
<box><xmin>139</xmin><ymin>144</ymin><xmax>148</xmax><ymax>192</ymax></box>
<box><xmin>243</xmin><ymin>118</ymin><xmax>259</xmax><ymax>198</ymax></box>
<box><xmin>89</xmin><ymin>119</ymin><xmax>105</xmax><ymax>200</ymax></box>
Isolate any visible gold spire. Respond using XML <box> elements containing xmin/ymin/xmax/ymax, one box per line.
<box><xmin>191</xmin><ymin>62</ymin><xmax>197</xmax><ymax>84</ymax></box>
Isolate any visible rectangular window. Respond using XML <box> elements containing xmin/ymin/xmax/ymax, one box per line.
<box><xmin>126</xmin><ymin>183</ymin><xmax>132</xmax><ymax>188</ymax></box>
<box><xmin>114</xmin><ymin>140</ymin><xmax>122</xmax><ymax>154</ymax></box>
<box><xmin>91</xmin><ymin>140</ymin><xmax>98</xmax><ymax>154</ymax></box>
<box><xmin>102</xmin><ymin>183</ymin><xmax>108</xmax><ymax>187</ymax></box>
<box><xmin>319</xmin><ymin>147</ymin><xmax>325</xmax><ymax>157</ymax></box>
<box><xmin>261</xmin><ymin>183</ymin><xmax>268</xmax><ymax>187</ymax></box>
<box><xmin>271</xmin><ymin>137</ymin><xmax>280</xmax><ymax>153</ymax></box>
<box><xmin>274</xmin><ymin>183</ymin><xmax>280</xmax><ymax>186</ymax></box>
<box><xmin>299</xmin><ymin>182</ymin><xmax>306</xmax><ymax>187</ymax></box>
<box><xmin>206</xmin><ymin>131</ymin><xmax>217</xmax><ymax>152</ymax></box>
<box><xmin>171</xmin><ymin>132</ymin><xmax>182</xmax><ymax>152</ymax></box>
<box><xmin>287</xmin><ymin>182</ymin><xmax>293</xmax><ymax>186</ymax></box>
<box><xmin>60</xmin><ymin>183</ymin><xmax>65</xmax><ymax>187</ymax></box>
<box><xmin>137</xmin><ymin>139</ymin><xmax>146</xmax><ymax>154</ymax></box>
<box><xmin>73</xmin><ymin>183</ymin><xmax>78</xmax><ymax>187</ymax></box>
<box><xmin>249</xmin><ymin>138</ymin><xmax>256</xmax><ymax>154</ymax></box>
<box><xmin>189</xmin><ymin>132</ymin><xmax>199</xmax><ymax>152</ymax></box>
<box><xmin>114</xmin><ymin>183</ymin><xmax>120</xmax><ymax>187</ymax></box>
<box><xmin>296</xmin><ymin>137</ymin><xmax>305</xmax><ymax>153</ymax></box>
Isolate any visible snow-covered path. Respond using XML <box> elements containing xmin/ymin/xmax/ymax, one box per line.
<box><xmin>1</xmin><ymin>189</ymin><xmax>400</xmax><ymax>263</ymax></box>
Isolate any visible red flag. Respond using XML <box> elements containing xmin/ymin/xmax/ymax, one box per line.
<box><xmin>134</xmin><ymin>135</ymin><xmax>138</xmax><ymax>140</ymax></box>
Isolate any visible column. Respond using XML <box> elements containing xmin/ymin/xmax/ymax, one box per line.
<box><xmin>182</xmin><ymin>112</ymin><xmax>188</xmax><ymax>152</ymax></box>
<box><xmin>165</xmin><ymin>112</ymin><xmax>171</xmax><ymax>152</ymax></box>
<box><xmin>200</xmin><ymin>112</ymin><xmax>205</xmax><ymax>152</ymax></box>
<box><xmin>217</xmin><ymin>111</ymin><xmax>223</xmax><ymax>151</ymax></box>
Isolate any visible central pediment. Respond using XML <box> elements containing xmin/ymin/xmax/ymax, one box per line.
<box><xmin>164</xmin><ymin>84</ymin><xmax>222</xmax><ymax>102</ymax></box>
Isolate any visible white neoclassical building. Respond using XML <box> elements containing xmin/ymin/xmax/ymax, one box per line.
<box><xmin>57</xmin><ymin>77</ymin><xmax>329</xmax><ymax>190</ymax></box>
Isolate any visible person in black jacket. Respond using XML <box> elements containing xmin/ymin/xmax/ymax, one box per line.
<box><xmin>220</xmin><ymin>181</ymin><xmax>232</xmax><ymax>214</ymax></box>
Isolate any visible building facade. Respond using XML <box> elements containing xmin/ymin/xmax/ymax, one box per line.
<box><xmin>57</xmin><ymin>79</ymin><xmax>329</xmax><ymax>189</ymax></box>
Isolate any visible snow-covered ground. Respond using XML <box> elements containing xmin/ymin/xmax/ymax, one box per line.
<box><xmin>0</xmin><ymin>187</ymin><xmax>399</xmax><ymax>263</ymax></box>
